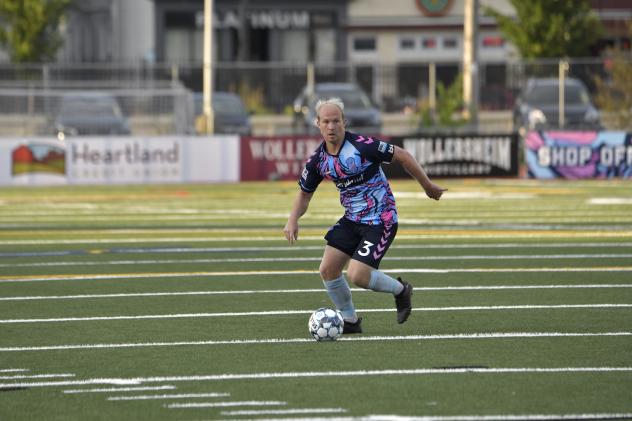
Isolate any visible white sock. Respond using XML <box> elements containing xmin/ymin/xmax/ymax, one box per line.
<box><xmin>323</xmin><ymin>274</ymin><xmax>358</xmax><ymax>322</ymax></box>
<box><xmin>368</xmin><ymin>270</ymin><xmax>404</xmax><ymax>295</ymax></box>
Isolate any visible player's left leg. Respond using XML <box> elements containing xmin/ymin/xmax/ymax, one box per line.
<box><xmin>345</xmin><ymin>221</ymin><xmax>399</xmax><ymax>289</ymax></box>
<box><xmin>346</xmin><ymin>222</ymin><xmax>414</xmax><ymax>324</ymax></box>
<box><xmin>346</xmin><ymin>259</ymin><xmax>402</xmax><ymax>294</ymax></box>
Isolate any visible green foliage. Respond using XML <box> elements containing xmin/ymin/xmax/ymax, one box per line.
<box><xmin>230</xmin><ymin>80</ymin><xmax>273</xmax><ymax>115</ymax></box>
<box><xmin>594</xmin><ymin>24</ymin><xmax>632</xmax><ymax>130</ymax></box>
<box><xmin>484</xmin><ymin>0</ymin><xmax>602</xmax><ymax>59</ymax></box>
<box><xmin>417</xmin><ymin>73</ymin><xmax>468</xmax><ymax>130</ymax></box>
<box><xmin>0</xmin><ymin>0</ymin><xmax>70</xmax><ymax>63</ymax></box>
<box><xmin>435</xmin><ymin>73</ymin><xmax>467</xmax><ymax>126</ymax></box>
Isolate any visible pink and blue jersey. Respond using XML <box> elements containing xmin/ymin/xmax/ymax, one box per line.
<box><xmin>299</xmin><ymin>131</ymin><xmax>398</xmax><ymax>225</ymax></box>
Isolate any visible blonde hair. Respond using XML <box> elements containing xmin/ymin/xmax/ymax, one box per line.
<box><xmin>315</xmin><ymin>97</ymin><xmax>345</xmax><ymax>122</ymax></box>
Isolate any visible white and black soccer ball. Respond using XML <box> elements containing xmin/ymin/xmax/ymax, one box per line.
<box><xmin>308</xmin><ymin>307</ymin><xmax>344</xmax><ymax>341</ymax></box>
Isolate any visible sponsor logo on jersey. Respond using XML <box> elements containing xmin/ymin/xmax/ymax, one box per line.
<box><xmin>378</xmin><ymin>141</ymin><xmax>394</xmax><ymax>155</ymax></box>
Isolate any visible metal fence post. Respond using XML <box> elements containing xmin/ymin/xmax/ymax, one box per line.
<box><xmin>558</xmin><ymin>59</ymin><xmax>569</xmax><ymax>128</ymax></box>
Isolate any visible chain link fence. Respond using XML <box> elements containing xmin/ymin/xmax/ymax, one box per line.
<box><xmin>0</xmin><ymin>57</ymin><xmax>625</xmax><ymax>137</ymax></box>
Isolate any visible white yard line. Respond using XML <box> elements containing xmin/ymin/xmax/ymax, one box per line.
<box><xmin>0</xmin><ymin>373</ymin><xmax>75</xmax><ymax>380</ymax></box>
<box><xmin>0</xmin><ymin>332</ymin><xmax>629</xmax><ymax>353</ymax></box>
<box><xmin>1</xmin><ymin>305</ymin><xmax>630</xmax><ymax>325</ymax></box>
<box><xmin>166</xmin><ymin>401</ymin><xmax>286</xmax><ymax>409</ymax></box>
<box><xmin>367</xmin><ymin>415</ymin><xmax>632</xmax><ymax>421</ymax></box>
<box><xmin>3</xmin><ymin>242</ymin><xmax>632</xmax><ymax>258</ymax></box>
<box><xmin>4</xmin><ymin>253</ymin><xmax>632</xmax><ymax>268</ymax></box>
<box><xmin>213</xmin><ymin>414</ymin><xmax>632</xmax><ymax>421</ymax></box>
<box><xmin>63</xmin><ymin>385</ymin><xmax>176</xmax><ymax>394</ymax></box>
<box><xmin>220</xmin><ymin>408</ymin><xmax>347</xmax><ymax>416</ymax></box>
<box><xmin>1</xmin><ymin>367</ymin><xmax>632</xmax><ymax>390</ymax></box>
<box><xmin>3</xmin><ymin>267</ymin><xmax>632</xmax><ymax>283</ymax></box>
<box><xmin>107</xmin><ymin>392</ymin><xmax>229</xmax><ymax>401</ymax></box>
<box><xmin>2</xmin><ymin>284</ymin><xmax>630</xmax><ymax>302</ymax></box>
<box><xmin>0</xmin><ymin>369</ymin><xmax>29</xmax><ymax>373</ymax></box>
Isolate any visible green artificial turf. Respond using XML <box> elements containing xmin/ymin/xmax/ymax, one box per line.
<box><xmin>0</xmin><ymin>179</ymin><xmax>631</xmax><ymax>420</ymax></box>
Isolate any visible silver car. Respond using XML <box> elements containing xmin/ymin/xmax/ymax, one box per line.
<box><xmin>513</xmin><ymin>77</ymin><xmax>601</xmax><ymax>134</ymax></box>
<box><xmin>293</xmin><ymin>83</ymin><xmax>382</xmax><ymax>135</ymax></box>
<box><xmin>53</xmin><ymin>92</ymin><xmax>130</xmax><ymax>140</ymax></box>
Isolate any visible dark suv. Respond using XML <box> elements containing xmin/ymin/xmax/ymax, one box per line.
<box><xmin>513</xmin><ymin>77</ymin><xmax>601</xmax><ymax>134</ymax></box>
<box><xmin>292</xmin><ymin>83</ymin><xmax>382</xmax><ymax>134</ymax></box>
<box><xmin>53</xmin><ymin>92</ymin><xmax>131</xmax><ymax>140</ymax></box>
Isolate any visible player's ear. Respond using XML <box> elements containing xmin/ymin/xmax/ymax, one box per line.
<box><xmin>313</xmin><ymin>118</ymin><xmax>319</xmax><ymax>127</ymax></box>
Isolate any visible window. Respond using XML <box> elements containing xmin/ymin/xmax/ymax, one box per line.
<box><xmin>353</xmin><ymin>37</ymin><xmax>376</xmax><ymax>51</ymax></box>
<box><xmin>399</xmin><ymin>38</ymin><xmax>416</xmax><ymax>50</ymax></box>
<box><xmin>315</xmin><ymin>29</ymin><xmax>336</xmax><ymax>63</ymax></box>
<box><xmin>422</xmin><ymin>37</ymin><xmax>437</xmax><ymax>49</ymax></box>
<box><xmin>281</xmin><ymin>30</ymin><xmax>308</xmax><ymax>62</ymax></box>
<box><xmin>443</xmin><ymin>38</ymin><xmax>458</xmax><ymax>49</ymax></box>
<box><xmin>482</xmin><ymin>36</ymin><xmax>504</xmax><ymax>48</ymax></box>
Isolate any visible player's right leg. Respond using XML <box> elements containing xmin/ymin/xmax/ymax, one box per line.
<box><xmin>321</xmin><ymin>219</ymin><xmax>364</xmax><ymax>333</ymax></box>
<box><xmin>320</xmin><ymin>246</ymin><xmax>357</xmax><ymax>320</ymax></box>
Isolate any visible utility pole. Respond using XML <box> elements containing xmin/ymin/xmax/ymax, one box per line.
<box><xmin>203</xmin><ymin>0</ymin><xmax>215</xmax><ymax>134</ymax></box>
<box><xmin>462</xmin><ymin>0</ymin><xmax>479</xmax><ymax>127</ymax></box>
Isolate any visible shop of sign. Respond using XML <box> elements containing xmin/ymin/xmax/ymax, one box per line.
<box><xmin>200</xmin><ymin>10</ymin><xmax>311</xmax><ymax>30</ymax></box>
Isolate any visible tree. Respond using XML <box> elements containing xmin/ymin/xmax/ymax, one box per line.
<box><xmin>0</xmin><ymin>0</ymin><xmax>70</xmax><ymax>63</ymax></box>
<box><xmin>484</xmin><ymin>0</ymin><xmax>602</xmax><ymax>59</ymax></box>
<box><xmin>418</xmin><ymin>73</ymin><xmax>468</xmax><ymax>130</ymax></box>
<box><xmin>593</xmin><ymin>23</ymin><xmax>632</xmax><ymax>130</ymax></box>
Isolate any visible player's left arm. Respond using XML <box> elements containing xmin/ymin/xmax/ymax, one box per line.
<box><xmin>391</xmin><ymin>145</ymin><xmax>447</xmax><ymax>201</ymax></box>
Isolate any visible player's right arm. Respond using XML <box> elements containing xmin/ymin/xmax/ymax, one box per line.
<box><xmin>284</xmin><ymin>190</ymin><xmax>314</xmax><ymax>244</ymax></box>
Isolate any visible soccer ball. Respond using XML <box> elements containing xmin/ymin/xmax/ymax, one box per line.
<box><xmin>308</xmin><ymin>307</ymin><xmax>344</xmax><ymax>341</ymax></box>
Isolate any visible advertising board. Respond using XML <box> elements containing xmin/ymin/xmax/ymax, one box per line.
<box><xmin>525</xmin><ymin>131</ymin><xmax>632</xmax><ymax>179</ymax></box>
<box><xmin>1</xmin><ymin>136</ymin><xmax>239</xmax><ymax>185</ymax></box>
<box><xmin>240</xmin><ymin>136</ymin><xmax>321</xmax><ymax>181</ymax></box>
<box><xmin>385</xmin><ymin>133</ymin><xmax>519</xmax><ymax>178</ymax></box>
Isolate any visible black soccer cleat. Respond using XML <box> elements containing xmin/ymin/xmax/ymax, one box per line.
<box><xmin>394</xmin><ymin>277</ymin><xmax>413</xmax><ymax>324</ymax></box>
<box><xmin>342</xmin><ymin>317</ymin><xmax>363</xmax><ymax>334</ymax></box>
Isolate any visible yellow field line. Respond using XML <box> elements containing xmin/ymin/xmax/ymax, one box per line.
<box><xmin>3</xmin><ymin>267</ymin><xmax>632</xmax><ymax>282</ymax></box>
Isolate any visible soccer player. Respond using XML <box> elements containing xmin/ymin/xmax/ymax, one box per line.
<box><xmin>283</xmin><ymin>97</ymin><xmax>446</xmax><ymax>333</ymax></box>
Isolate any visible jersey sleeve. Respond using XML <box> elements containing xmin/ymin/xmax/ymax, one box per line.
<box><xmin>298</xmin><ymin>154</ymin><xmax>323</xmax><ymax>193</ymax></box>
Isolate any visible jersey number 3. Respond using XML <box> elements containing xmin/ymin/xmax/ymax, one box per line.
<box><xmin>357</xmin><ymin>241</ymin><xmax>374</xmax><ymax>257</ymax></box>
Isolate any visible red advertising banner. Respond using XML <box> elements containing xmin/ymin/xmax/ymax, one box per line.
<box><xmin>240</xmin><ymin>135</ymin><xmax>322</xmax><ymax>180</ymax></box>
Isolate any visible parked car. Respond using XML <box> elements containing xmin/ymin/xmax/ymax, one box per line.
<box><xmin>293</xmin><ymin>83</ymin><xmax>382</xmax><ymax>134</ymax></box>
<box><xmin>193</xmin><ymin>92</ymin><xmax>252</xmax><ymax>135</ymax></box>
<box><xmin>53</xmin><ymin>92</ymin><xmax>130</xmax><ymax>140</ymax></box>
<box><xmin>513</xmin><ymin>77</ymin><xmax>601</xmax><ymax>134</ymax></box>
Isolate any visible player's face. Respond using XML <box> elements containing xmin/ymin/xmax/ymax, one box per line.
<box><xmin>317</xmin><ymin>104</ymin><xmax>345</xmax><ymax>144</ymax></box>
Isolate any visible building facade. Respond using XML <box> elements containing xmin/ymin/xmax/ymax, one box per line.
<box><xmin>1</xmin><ymin>0</ymin><xmax>630</xmax><ymax>66</ymax></box>
<box><xmin>152</xmin><ymin>0</ymin><xmax>348</xmax><ymax>64</ymax></box>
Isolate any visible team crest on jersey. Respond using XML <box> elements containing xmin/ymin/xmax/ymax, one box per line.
<box><xmin>378</xmin><ymin>141</ymin><xmax>394</xmax><ymax>154</ymax></box>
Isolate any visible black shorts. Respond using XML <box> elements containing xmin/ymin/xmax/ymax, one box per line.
<box><xmin>324</xmin><ymin>217</ymin><xmax>398</xmax><ymax>269</ymax></box>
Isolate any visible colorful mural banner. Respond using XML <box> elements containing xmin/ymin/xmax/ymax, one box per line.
<box><xmin>525</xmin><ymin>131</ymin><xmax>632</xmax><ymax>179</ymax></box>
